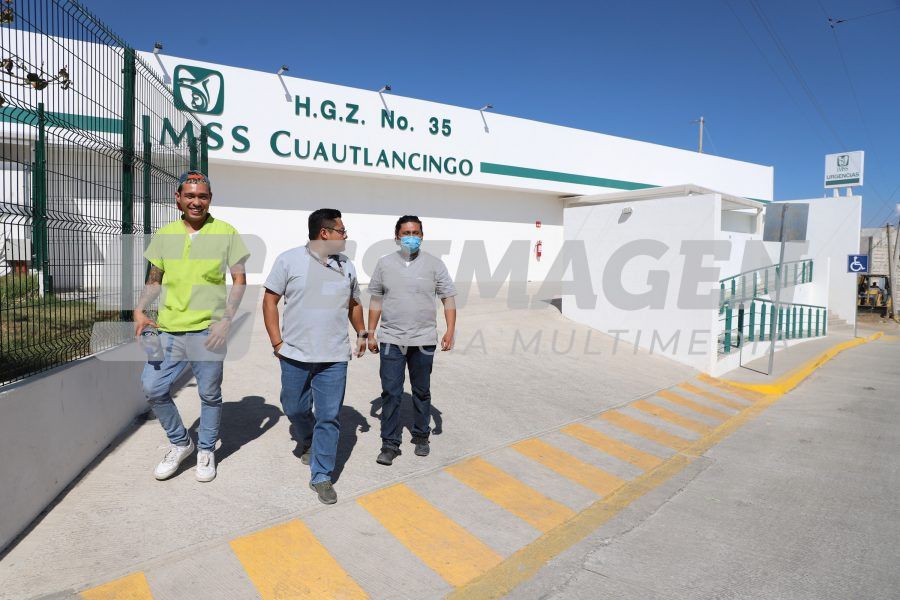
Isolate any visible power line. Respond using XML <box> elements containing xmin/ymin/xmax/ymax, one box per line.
<box><xmin>723</xmin><ymin>0</ymin><xmax>830</xmax><ymax>147</ymax></box>
<box><xmin>817</xmin><ymin>0</ymin><xmax>898</xmax><ymax>226</ymax></box>
<box><xmin>828</xmin><ymin>5</ymin><xmax>900</xmax><ymax>26</ymax></box>
<box><xmin>747</xmin><ymin>0</ymin><xmax>847</xmax><ymax>149</ymax></box>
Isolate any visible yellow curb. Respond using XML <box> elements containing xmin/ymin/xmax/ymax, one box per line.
<box><xmin>880</xmin><ymin>334</ymin><xmax>900</xmax><ymax>341</ymax></box>
<box><xmin>448</xmin><ymin>332</ymin><xmax>880</xmax><ymax>600</ymax></box>
<box><xmin>715</xmin><ymin>332</ymin><xmax>883</xmax><ymax>397</ymax></box>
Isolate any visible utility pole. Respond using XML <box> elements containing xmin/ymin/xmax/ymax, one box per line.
<box><xmin>692</xmin><ymin>116</ymin><xmax>705</xmax><ymax>153</ymax></box>
<box><xmin>887</xmin><ymin>222</ymin><xmax>897</xmax><ymax>321</ymax></box>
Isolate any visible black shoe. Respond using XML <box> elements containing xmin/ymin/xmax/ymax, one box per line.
<box><xmin>309</xmin><ymin>480</ymin><xmax>337</xmax><ymax>505</ymax></box>
<box><xmin>377</xmin><ymin>447</ymin><xmax>401</xmax><ymax>465</ymax></box>
<box><xmin>412</xmin><ymin>437</ymin><xmax>430</xmax><ymax>457</ymax></box>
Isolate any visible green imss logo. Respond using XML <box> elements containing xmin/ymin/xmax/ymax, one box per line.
<box><xmin>837</xmin><ymin>154</ymin><xmax>850</xmax><ymax>168</ymax></box>
<box><xmin>173</xmin><ymin>65</ymin><xmax>225</xmax><ymax>115</ymax></box>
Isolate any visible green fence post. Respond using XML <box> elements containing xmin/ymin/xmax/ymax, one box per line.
<box><xmin>792</xmin><ymin>306</ymin><xmax>798</xmax><ymax>338</ymax></box>
<box><xmin>778</xmin><ymin>307</ymin><xmax>784</xmax><ymax>340</ymax></box>
<box><xmin>760</xmin><ymin>302</ymin><xmax>767</xmax><ymax>341</ymax></box>
<box><xmin>730</xmin><ymin>278</ymin><xmax>735</xmax><ymax>301</ymax></box>
<box><xmin>786</xmin><ymin>307</ymin><xmax>792</xmax><ymax>339</ymax></box>
<box><xmin>764</xmin><ymin>268</ymin><xmax>769</xmax><ymax>295</ymax></box>
<box><xmin>807</xmin><ymin>308</ymin><xmax>812</xmax><ymax>337</ymax></box>
<box><xmin>793</xmin><ymin>262</ymin><xmax>798</xmax><ymax>285</ymax></box>
<box><xmin>189</xmin><ymin>136</ymin><xmax>199</xmax><ymax>171</ymax></box>
<box><xmin>749</xmin><ymin>301</ymin><xmax>756</xmax><ymax>342</ymax></box>
<box><xmin>816</xmin><ymin>309</ymin><xmax>820</xmax><ymax>336</ymax></box>
<box><xmin>121</xmin><ymin>47</ymin><xmax>136</xmax><ymax>321</ymax></box>
<box><xmin>799</xmin><ymin>307</ymin><xmax>804</xmax><ymax>337</ymax></box>
<box><xmin>753</xmin><ymin>271</ymin><xmax>758</xmax><ymax>297</ymax></box>
<box><xmin>823</xmin><ymin>309</ymin><xmax>827</xmax><ymax>336</ymax></box>
<box><xmin>724</xmin><ymin>304</ymin><xmax>732</xmax><ymax>354</ymax></box>
<box><xmin>801</xmin><ymin>261</ymin><xmax>807</xmax><ymax>283</ymax></box>
<box><xmin>142</xmin><ymin>114</ymin><xmax>152</xmax><ymax>283</ymax></box>
<box><xmin>809</xmin><ymin>260</ymin><xmax>813</xmax><ymax>282</ymax></box>
<box><xmin>719</xmin><ymin>282</ymin><xmax>725</xmax><ymax>315</ymax></box>
<box><xmin>32</xmin><ymin>102</ymin><xmax>50</xmax><ymax>294</ymax></box>
<box><xmin>200</xmin><ymin>125</ymin><xmax>209</xmax><ymax>175</ymax></box>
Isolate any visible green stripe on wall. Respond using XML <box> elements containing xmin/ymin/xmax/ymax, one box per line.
<box><xmin>480</xmin><ymin>161</ymin><xmax>658</xmax><ymax>191</ymax></box>
<box><xmin>0</xmin><ymin>106</ymin><xmax>122</xmax><ymax>134</ymax></box>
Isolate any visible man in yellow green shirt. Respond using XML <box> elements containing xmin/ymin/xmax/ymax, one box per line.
<box><xmin>133</xmin><ymin>171</ymin><xmax>249</xmax><ymax>482</ymax></box>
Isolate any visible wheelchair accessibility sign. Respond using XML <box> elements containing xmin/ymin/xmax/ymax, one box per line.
<box><xmin>848</xmin><ymin>255</ymin><xmax>869</xmax><ymax>273</ymax></box>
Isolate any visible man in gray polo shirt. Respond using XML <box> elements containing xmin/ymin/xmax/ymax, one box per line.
<box><xmin>262</xmin><ymin>208</ymin><xmax>367</xmax><ymax>504</ymax></box>
<box><xmin>367</xmin><ymin>215</ymin><xmax>457</xmax><ymax>465</ymax></box>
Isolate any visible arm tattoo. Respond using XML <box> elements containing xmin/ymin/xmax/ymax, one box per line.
<box><xmin>147</xmin><ymin>265</ymin><xmax>163</xmax><ymax>285</ymax></box>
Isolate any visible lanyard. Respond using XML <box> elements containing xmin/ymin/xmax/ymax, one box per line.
<box><xmin>306</xmin><ymin>246</ymin><xmax>345</xmax><ymax>278</ymax></box>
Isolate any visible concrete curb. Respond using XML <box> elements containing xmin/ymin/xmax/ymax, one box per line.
<box><xmin>710</xmin><ymin>332</ymin><xmax>883</xmax><ymax>397</ymax></box>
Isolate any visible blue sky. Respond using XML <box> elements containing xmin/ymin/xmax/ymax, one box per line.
<box><xmin>87</xmin><ymin>0</ymin><xmax>899</xmax><ymax>226</ymax></box>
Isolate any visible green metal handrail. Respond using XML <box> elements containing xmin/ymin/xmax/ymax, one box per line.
<box><xmin>718</xmin><ymin>297</ymin><xmax>827</xmax><ymax>355</ymax></box>
<box><xmin>719</xmin><ymin>259</ymin><xmax>814</xmax><ymax>313</ymax></box>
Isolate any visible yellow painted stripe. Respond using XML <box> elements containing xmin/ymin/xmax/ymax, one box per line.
<box><xmin>678</xmin><ymin>382</ymin><xmax>748</xmax><ymax>410</ymax></box>
<box><xmin>357</xmin><ymin>483</ymin><xmax>502</xmax><ymax>587</ymax></box>
<box><xmin>562</xmin><ymin>423</ymin><xmax>663</xmax><ymax>471</ymax></box>
<box><xmin>80</xmin><ymin>572</ymin><xmax>153</xmax><ymax>600</ymax></box>
<box><xmin>512</xmin><ymin>438</ymin><xmax>626</xmax><ymax>496</ymax></box>
<box><xmin>711</xmin><ymin>332</ymin><xmax>883</xmax><ymax>397</ymax></box>
<box><xmin>450</xmin><ymin>333</ymin><xmax>883</xmax><ymax>600</ymax></box>
<box><xmin>697</xmin><ymin>373</ymin><xmax>767</xmax><ymax>401</ymax></box>
<box><xmin>632</xmin><ymin>399</ymin><xmax>712</xmax><ymax>434</ymax></box>
<box><xmin>657</xmin><ymin>389</ymin><xmax>731</xmax><ymax>421</ymax></box>
<box><xmin>446</xmin><ymin>458</ymin><xmax>575</xmax><ymax>533</ymax></box>
<box><xmin>230</xmin><ymin>519</ymin><xmax>368</xmax><ymax>599</ymax></box>
<box><xmin>599</xmin><ymin>411</ymin><xmax>691</xmax><ymax>450</ymax></box>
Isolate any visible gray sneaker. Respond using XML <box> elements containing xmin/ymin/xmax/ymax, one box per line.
<box><xmin>309</xmin><ymin>480</ymin><xmax>337</xmax><ymax>505</ymax></box>
<box><xmin>300</xmin><ymin>445</ymin><xmax>312</xmax><ymax>466</ymax></box>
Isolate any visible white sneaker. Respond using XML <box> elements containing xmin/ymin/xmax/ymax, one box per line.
<box><xmin>195</xmin><ymin>449</ymin><xmax>216</xmax><ymax>482</ymax></box>
<box><xmin>154</xmin><ymin>439</ymin><xmax>195</xmax><ymax>480</ymax></box>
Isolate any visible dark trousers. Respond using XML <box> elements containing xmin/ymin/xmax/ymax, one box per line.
<box><xmin>379</xmin><ymin>343</ymin><xmax>435</xmax><ymax>450</ymax></box>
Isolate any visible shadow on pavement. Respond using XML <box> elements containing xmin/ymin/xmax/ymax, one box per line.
<box><xmin>369</xmin><ymin>393</ymin><xmax>444</xmax><ymax>438</ymax></box>
<box><xmin>188</xmin><ymin>395</ymin><xmax>282</xmax><ymax>464</ymax></box>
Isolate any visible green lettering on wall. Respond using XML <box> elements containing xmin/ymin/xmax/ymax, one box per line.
<box><xmin>231</xmin><ymin>126</ymin><xmax>250</xmax><ymax>153</ymax></box>
<box><xmin>160</xmin><ymin>119</ymin><xmax>195</xmax><ymax>146</ymax></box>
<box><xmin>206</xmin><ymin>122</ymin><xmax>224</xmax><ymax>151</ymax></box>
<box><xmin>270</xmin><ymin>130</ymin><xmax>291</xmax><ymax>157</ymax></box>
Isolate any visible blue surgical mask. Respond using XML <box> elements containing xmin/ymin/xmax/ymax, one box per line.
<box><xmin>399</xmin><ymin>235</ymin><xmax>422</xmax><ymax>253</ymax></box>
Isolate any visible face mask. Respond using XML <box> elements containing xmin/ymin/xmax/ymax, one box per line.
<box><xmin>399</xmin><ymin>235</ymin><xmax>422</xmax><ymax>253</ymax></box>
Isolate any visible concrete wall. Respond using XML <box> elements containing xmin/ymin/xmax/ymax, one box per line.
<box><xmin>780</xmin><ymin>197</ymin><xmax>861</xmax><ymax>324</ymax></box>
<box><xmin>562</xmin><ymin>193</ymin><xmax>721</xmax><ymax>372</ymax></box>
<box><xmin>0</xmin><ymin>355</ymin><xmax>144</xmax><ymax>552</ymax></box>
<box><xmin>208</xmin><ymin>163</ymin><xmax>563</xmax><ymax>286</ymax></box>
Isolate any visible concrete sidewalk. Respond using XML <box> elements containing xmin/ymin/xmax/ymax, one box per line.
<box><xmin>2</xmin><ymin>287</ymin><xmax>894</xmax><ymax>599</ymax></box>
<box><xmin>0</xmin><ymin>287</ymin><xmax>695</xmax><ymax>599</ymax></box>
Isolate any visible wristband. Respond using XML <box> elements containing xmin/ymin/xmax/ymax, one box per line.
<box><xmin>272</xmin><ymin>339</ymin><xmax>283</xmax><ymax>348</ymax></box>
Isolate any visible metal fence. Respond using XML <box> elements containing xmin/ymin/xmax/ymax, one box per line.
<box><xmin>1</xmin><ymin>0</ymin><xmax>208</xmax><ymax>386</ymax></box>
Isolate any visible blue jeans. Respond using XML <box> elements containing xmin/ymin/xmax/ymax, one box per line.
<box><xmin>278</xmin><ymin>358</ymin><xmax>348</xmax><ymax>484</ymax></box>
<box><xmin>379</xmin><ymin>344</ymin><xmax>435</xmax><ymax>451</ymax></box>
<box><xmin>141</xmin><ymin>330</ymin><xmax>225</xmax><ymax>451</ymax></box>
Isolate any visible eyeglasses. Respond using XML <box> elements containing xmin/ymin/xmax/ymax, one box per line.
<box><xmin>324</xmin><ymin>227</ymin><xmax>348</xmax><ymax>236</ymax></box>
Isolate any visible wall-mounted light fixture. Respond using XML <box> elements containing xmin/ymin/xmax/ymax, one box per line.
<box><xmin>277</xmin><ymin>65</ymin><xmax>289</xmax><ymax>76</ymax></box>
<box><xmin>152</xmin><ymin>42</ymin><xmax>163</xmax><ymax>55</ymax></box>
<box><xmin>378</xmin><ymin>84</ymin><xmax>391</xmax><ymax>93</ymax></box>
<box><xmin>479</xmin><ymin>104</ymin><xmax>493</xmax><ymax>112</ymax></box>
